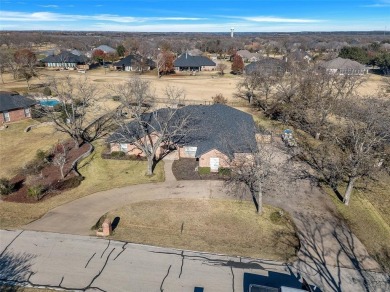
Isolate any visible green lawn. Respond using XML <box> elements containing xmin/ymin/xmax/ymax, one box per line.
<box><xmin>107</xmin><ymin>199</ymin><xmax>299</xmax><ymax>261</ymax></box>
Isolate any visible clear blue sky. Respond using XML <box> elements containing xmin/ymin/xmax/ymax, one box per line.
<box><xmin>0</xmin><ymin>0</ymin><xmax>389</xmax><ymax>32</ymax></box>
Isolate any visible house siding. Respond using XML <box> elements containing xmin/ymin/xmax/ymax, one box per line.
<box><xmin>199</xmin><ymin>149</ymin><xmax>230</xmax><ymax>171</ymax></box>
<box><xmin>1</xmin><ymin>108</ymin><xmax>32</xmax><ymax>124</ymax></box>
<box><xmin>109</xmin><ymin>132</ymin><xmax>165</xmax><ymax>159</ymax></box>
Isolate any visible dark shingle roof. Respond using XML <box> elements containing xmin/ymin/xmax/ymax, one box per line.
<box><xmin>114</xmin><ymin>55</ymin><xmax>156</xmax><ymax>68</ymax></box>
<box><xmin>107</xmin><ymin>104</ymin><xmax>257</xmax><ymax>158</ymax></box>
<box><xmin>0</xmin><ymin>91</ymin><xmax>37</xmax><ymax>112</ymax></box>
<box><xmin>174</xmin><ymin>54</ymin><xmax>216</xmax><ymax>67</ymax></box>
<box><xmin>42</xmin><ymin>51</ymin><xmax>88</xmax><ymax>64</ymax></box>
<box><xmin>245</xmin><ymin>58</ymin><xmax>287</xmax><ymax>75</ymax></box>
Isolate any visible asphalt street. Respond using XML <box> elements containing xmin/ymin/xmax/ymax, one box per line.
<box><xmin>1</xmin><ymin>229</ymin><xmax>307</xmax><ymax>292</ymax></box>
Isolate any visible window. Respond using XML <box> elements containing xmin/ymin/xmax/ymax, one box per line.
<box><xmin>3</xmin><ymin>111</ymin><xmax>10</xmax><ymax>122</ymax></box>
<box><xmin>184</xmin><ymin>146</ymin><xmax>197</xmax><ymax>158</ymax></box>
<box><xmin>120</xmin><ymin>143</ymin><xmax>128</xmax><ymax>152</ymax></box>
<box><xmin>24</xmin><ymin>108</ymin><xmax>31</xmax><ymax>117</ymax></box>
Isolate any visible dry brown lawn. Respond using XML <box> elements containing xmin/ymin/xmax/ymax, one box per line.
<box><xmin>107</xmin><ymin>199</ymin><xmax>299</xmax><ymax>261</ymax></box>
<box><xmin>0</xmin><ymin>120</ymin><xmax>66</xmax><ymax>179</ymax></box>
<box><xmin>328</xmin><ymin>175</ymin><xmax>390</xmax><ymax>268</ymax></box>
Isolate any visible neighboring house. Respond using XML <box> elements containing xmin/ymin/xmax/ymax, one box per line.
<box><xmin>0</xmin><ymin>91</ymin><xmax>37</xmax><ymax>124</ymax></box>
<box><xmin>319</xmin><ymin>57</ymin><xmax>368</xmax><ymax>75</ymax></box>
<box><xmin>94</xmin><ymin>45</ymin><xmax>116</xmax><ymax>54</ymax></box>
<box><xmin>113</xmin><ymin>54</ymin><xmax>156</xmax><ymax>72</ymax></box>
<box><xmin>174</xmin><ymin>54</ymin><xmax>216</xmax><ymax>71</ymax></box>
<box><xmin>236</xmin><ymin>50</ymin><xmax>262</xmax><ymax>63</ymax></box>
<box><xmin>187</xmin><ymin>49</ymin><xmax>203</xmax><ymax>56</ymax></box>
<box><xmin>107</xmin><ymin>104</ymin><xmax>257</xmax><ymax>172</ymax></box>
<box><xmin>245</xmin><ymin>58</ymin><xmax>287</xmax><ymax>75</ymax></box>
<box><xmin>286</xmin><ymin>50</ymin><xmax>312</xmax><ymax>63</ymax></box>
<box><xmin>41</xmin><ymin>51</ymin><xmax>89</xmax><ymax>70</ymax></box>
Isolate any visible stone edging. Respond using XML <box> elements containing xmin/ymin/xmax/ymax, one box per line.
<box><xmin>70</xmin><ymin>142</ymin><xmax>94</xmax><ymax>177</ymax></box>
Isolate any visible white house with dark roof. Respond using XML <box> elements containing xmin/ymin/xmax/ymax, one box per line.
<box><xmin>107</xmin><ymin>104</ymin><xmax>257</xmax><ymax>172</ymax></box>
<box><xmin>174</xmin><ymin>54</ymin><xmax>216</xmax><ymax>71</ymax></box>
<box><xmin>41</xmin><ymin>51</ymin><xmax>89</xmax><ymax>70</ymax></box>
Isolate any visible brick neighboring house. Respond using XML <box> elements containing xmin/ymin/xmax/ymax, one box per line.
<box><xmin>107</xmin><ymin>104</ymin><xmax>257</xmax><ymax>172</ymax></box>
<box><xmin>0</xmin><ymin>91</ymin><xmax>37</xmax><ymax>124</ymax></box>
<box><xmin>174</xmin><ymin>54</ymin><xmax>216</xmax><ymax>71</ymax></box>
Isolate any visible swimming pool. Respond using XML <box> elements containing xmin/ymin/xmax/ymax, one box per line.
<box><xmin>39</xmin><ymin>99</ymin><xmax>60</xmax><ymax>107</ymax></box>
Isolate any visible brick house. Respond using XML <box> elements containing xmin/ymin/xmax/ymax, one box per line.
<box><xmin>107</xmin><ymin>104</ymin><xmax>257</xmax><ymax>172</ymax></box>
<box><xmin>0</xmin><ymin>91</ymin><xmax>37</xmax><ymax>124</ymax></box>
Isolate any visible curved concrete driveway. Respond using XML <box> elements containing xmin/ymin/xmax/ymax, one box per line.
<box><xmin>24</xmin><ymin>160</ymin><xmax>229</xmax><ymax>235</ymax></box>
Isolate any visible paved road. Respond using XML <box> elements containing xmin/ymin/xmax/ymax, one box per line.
<box><xmin>0</xmin><ymin>229</ymin><xmax>307</xmax><ymax>292</ymax></box>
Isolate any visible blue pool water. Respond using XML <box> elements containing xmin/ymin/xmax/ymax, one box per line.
<box><xmin>39</xmin><ymin>99</ymin><xmax>60</xmax><ymax>107</ymax></box>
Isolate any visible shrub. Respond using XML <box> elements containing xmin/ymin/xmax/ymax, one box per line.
<box><xmin>198</xmin><ymin>167</ymin><xmax>211</xmax><ymax>175</ymax></box>
<box><xmin>43</xmin><ymin>87</ymin><xmax>52</xmax><ymax>96</ymax></box>
<box><xmin>270</xmin><ymin>210</ymin><xmax>285</xmax><ymax>225</ymax></box>
<box><xmin>111</xmin><ymin>151</ymin><xmax>126</xmax><ymax>158</ymax></box>
<box><xmin>218</xmin><ymin>167</ymin><xmax>231</xmax><ymax>176</ymax></box>
<box><xmin>212</xmin><ymin>93</ymin><xmax>227</xmax><ymax>104</ymax></box>
<box><xmin>27</xmin><ymin>184</ymin><xmax>44</xmax><ymax>200</ymax></box>
<box><xmin>35</xmin><ymin>149</ymin><xmax>47</xmax><ymax>162</ymax></box>
<box><xmin>53</xmin><ymin>176</ymin><xmax>84</xmax><ymax>191</ymax></box>
<box><xmin>0</xmin><ymin>178</ymin><xmax>14</xmax><ymax>195</ymax></box>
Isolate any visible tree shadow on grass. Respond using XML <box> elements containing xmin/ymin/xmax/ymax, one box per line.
<box><xmin>292</xmin><ymin>214</ymin><xmax>390</xmax><ymax>292</ymax></box>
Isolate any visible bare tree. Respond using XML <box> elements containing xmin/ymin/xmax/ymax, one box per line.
<box><xmin>332</xmin><ymin>98</ymin><xmax>390</xmax><ymax>205</ymax></box>
<box><xmin>42</xmin><ymin>76</ymin><xmax>113</xmax><ymax>148</ymax></box>
<box><xmin>216</xmin><ymin>63</ymin><xmax>227</xmax><ymax>75</ymax></box>
<box><xmin>53</xmin><ymin>142</ymin><xmax>68</xmax><ymax>179</ymax></box>
<box><xmin>226</xmin><ymin>140</ymin><xmax>275</xmax><ymax>215</ymax></box>
<box><xmin>111</xmin><ymin>78</ymin><xmax>190</xmax><ymax>176</ymax></box>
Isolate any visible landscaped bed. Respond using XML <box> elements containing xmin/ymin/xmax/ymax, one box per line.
<box><xmin>172</xmin><ymin>158</ymin><xmax>230</xmax><ymax>180</ymax></box>
<box><xmin>106</xmin><ymin>199</ymin><xmax>299</xmax><ymax>261</ymax></box>
<box><xmin>0</xmin><ymin>142</ymin><xmax>165</xmax><ymax>229</ymax></box>
<box><xmin>3</xmin><ymin>140</ymin><xmax>90</xmax><ymax>203</ymax></box>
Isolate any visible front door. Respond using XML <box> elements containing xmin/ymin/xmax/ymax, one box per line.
<box><xmin>3</xmin><ymin>111</ymin><xmax>10</xmax><ymax>122</ymax></box>
<box><xmin>210</xmin><ymin>157</ymin><xmax>219</xmax><ymax>172</ymax></box>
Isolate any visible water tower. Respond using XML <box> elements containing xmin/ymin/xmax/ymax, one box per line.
<box><xmin>230</xmin><ymin>27</ymin><xmax>234</xmax><ymax>38</ymax></box>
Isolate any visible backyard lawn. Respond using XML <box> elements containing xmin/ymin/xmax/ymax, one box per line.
<box><xmin>106</xmin><ymin>199</ymin><xmax>299</xmax><ymax>261</ymax></box>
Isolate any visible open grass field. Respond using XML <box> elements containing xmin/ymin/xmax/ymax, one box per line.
<box><xmin>0</xmin><ymin>142</ymin><xmax>165</xmax><ymax>229</ymax></box>
<box><xmin>107</xmin><ymin>199</ymin><xmax>299</xmax><ymax>261</ymax></box>
<box><xmin>0</xmin><ymin>120</ymin><xmax>66</xmax><ymax>179</ymax></box>
<box><xmin>327</xmin><ymin>175</ymin><xmax>390</xmax><ymax>272</ymax></box>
